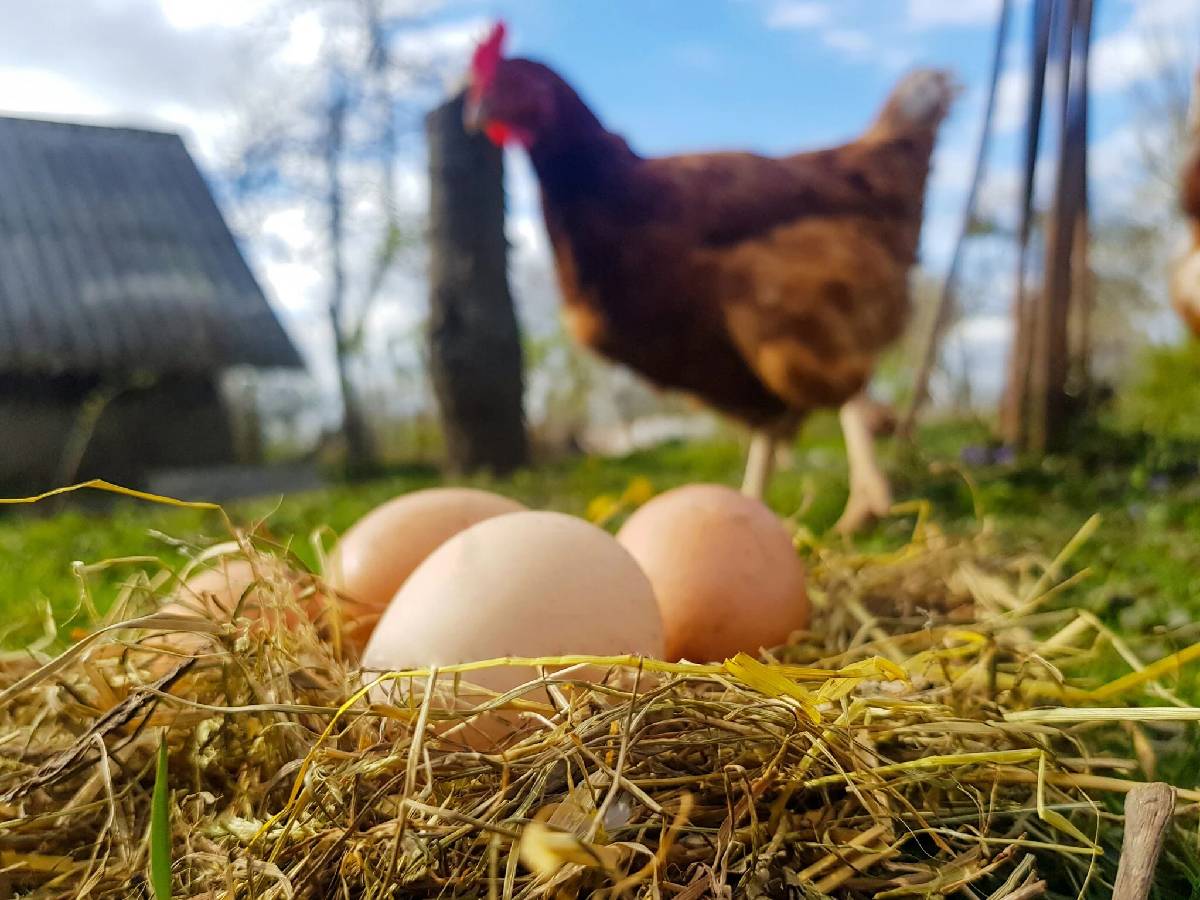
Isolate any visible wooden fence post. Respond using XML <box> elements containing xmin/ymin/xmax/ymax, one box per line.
<box><xmin>426</xmin><ymin>91</ymin><xmax>529</xmax><ymax>475</ymax></box>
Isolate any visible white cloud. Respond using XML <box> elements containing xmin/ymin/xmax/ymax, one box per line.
<box><xmin>509</xmin><ymin>212</ymin><xmax>548</xmax><ymax>259</ymax></box>
<box><xmin>262</xmin><ymin>206</ymin><xmax>317</xmax><ymax>253</ymax></box>
<box><xmin>764</xmin><ymin>1</ymin><xmax>831</xmax><ymax>30</ymax></box>
<box><xmin>937</xmin><ymin>314</ymin><xmax>1011</xmax><ymax>405</ymax></box>
<box><xmin>1132</xmin><ymin>0</ymin><xmax>1200</xmax><ymax>28</ymax></box>
<box><xmin>393</xmin><ymin>16</ymin><xmax>491</xmax><ymax>90</ymax></box>
<box><xmin>918</xmin><ymin>207</ymin><xmax>960</xmax><ymax>270</ymax></box>
<box><xmin>278</xmin><ymin>9</ymin><xmax>325</xmax><ymax>67</ymax></box>
<box><xmin>993</xmin><ymin>67</ymin><xmax>1029</xmax><ymax>134</ymax></box>
<box><xmin>0</xmin><ymin>67</ymin><xmax>116</xmax><ymax>121</ymax></box>
<box><xmin>929</xmin><ymin>137</ymin><xmax>975</xmax><ymax>198</ymax></box>
<box><xmin>151</xmin><ymin>102</ymin><xmax>239</xmax><ymax>163</ymax></box>
<box><xmin>263</xmin><ymin>259</ymin><xmax>323</xmax><ymax>312</ymax></box>
<box><xmin>0</xmin><ymin>1</ymin><xmax>248</xmax><ymax>129</ymax></box>
<box><xmin>761</xmin><ymin>2</ymin><xmax>908</xmax><ymax>67</ymax></box>
<box><xmin>954</xmin><ymin>314</ymin><xmax>1010</xmax><ymax>345</ymax></box>
<box><xmin>973</xmin><ymin>167</ymin><xmax>1022</xmax><ymax>229</ymax></box>
<box><xmin>906</xmin><ymin>0</ymin><xmax>1003</xmax><ymax>29</ymax></box>
<box><xmin>823</xmin><ymin>28</ymin><xmax>873</xmax><ymax>55</ymax></box>
<box><xmin>503</xmin><ymin>155</ymin><xmax>559</xmax><ymax>336</ymax></box>
<box><xmin>505</xmin><ymin>152</ymin><xmax>543</xmax><ymax>219</ymax></box>
<box><xmin>1087</xmin><ymin>121</ymin><xmax>1173</xmax><ymax>214</ymax></box>
<box><xmin>1090</xmin><ymin>23</ymin><xmax>1195</xmax><ymax>95</ymax></box>
<box><xmin>158</xmin><ymin>0</ymin><xmax>273</xmax><ymax>30</ymax></box>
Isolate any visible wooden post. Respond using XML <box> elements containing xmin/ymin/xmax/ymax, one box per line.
<box><xmin>1113</xmin><ymin>782</ymin><xmax>1175</xmax><ymax>899</ymax></box>
<box><xmin>1068</xmin><ymin>0</ymin><xmax>1093</xmax><ymax>394</ymax></box>
<box><xmin>1029</xmin><ymin>0</ymin><xmax>1080</xmax><ymax>453</ymax></box>
<box><xmin>1000</xmin><ymin>0</ymin><xmax>1053</xmax><ymax>449</ymax></box>
<box><xmin>425</xmin><ymin>91</ymin><xmax>529</xmax><ymax>475</ymax></box>
<box><xmin>1001</xmin><ymin>0</ymin><xmax>1092</xmax><ymax>452</ymax></box>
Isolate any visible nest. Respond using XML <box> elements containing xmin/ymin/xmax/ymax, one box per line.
<box><xmin>1</xmin><ymin>491</ymin><xmax>1198</xmax><ymax>898</ymax></box>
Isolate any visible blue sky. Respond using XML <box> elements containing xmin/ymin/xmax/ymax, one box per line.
<box><xmin>425</xmin><ymin>0</ymin><xmax>1194</xmax><ymax>269</ymax></box>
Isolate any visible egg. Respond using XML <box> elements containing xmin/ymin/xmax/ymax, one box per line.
<box><xmin>616</xmin><ymin>484</ymin><xmax>809</xmax><ymax>663</ymax></box>
<box><xmin>151</xmin><ymin>557</ymin><xmax>321</xmax><ymax>663</ymax></box>
<box><xmin>327</xmin><ymin>488</ymin><xmax>526</xmax><ymax>652</ymax></box>
<box><xmin>362</xmin><ymin>510</ymin><xmax>664</xmax><ymax>748</ymax></box>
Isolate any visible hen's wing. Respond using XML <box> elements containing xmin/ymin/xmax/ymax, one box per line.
<box><xmin>643</xmin><ymin>144</ymin><xmax>914</xmax><ymax>252</ymax></box>
<box><xmin>635</xmin><ymin>72</ymin><xmax>950</xmax><ymax>414</ymax></box>
<box><xmin>642</xmin><ymin>69</ymin><xmax>953</xmax><ymax>252</ymax></box>
<box><xmin>699</xmin><ymin>214</ymin><xmax>910</xmax><ymax>413</ymax></box>
<box><xmin>637</xmin><ymin>143</ymin><xmax>922</xmax><ymax>413</ymax></box>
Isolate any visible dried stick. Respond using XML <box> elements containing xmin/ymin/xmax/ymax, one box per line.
<box><xmin>998</xmin><ymin>881</ymin><xmax>1047</xmax><ymax>900</ymax></box>
<box><xmin>1113</xmin><ymin>781</ymin><xmax>1176</xmax><ymax>900</ymax></box>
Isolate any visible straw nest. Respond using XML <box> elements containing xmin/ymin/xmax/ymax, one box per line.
<box><xmin>1</xmin><ymin>495</ymin><xmax>1199</xmax><ymax>898</ymax></box>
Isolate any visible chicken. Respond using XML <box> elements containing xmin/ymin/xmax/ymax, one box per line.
<box><xmin>1172</xmin><ymin>67</ymin><xmax>1200</xmax><ymax>339</ymax></box>
<box><xmin>464</xmin><ymin>23</ymin><xmax>954</xmax><ymax>532</ymax></box>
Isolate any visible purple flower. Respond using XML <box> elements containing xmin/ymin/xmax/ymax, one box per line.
<box><xmin>960</xmin><ymin>445</ymin><xmax>991</xmax><ymax>467</ymax></box>
<box><xmin>992</xmin><ymin>446</ymin><xmax>1016</xmax><ymax>466</ymax></box>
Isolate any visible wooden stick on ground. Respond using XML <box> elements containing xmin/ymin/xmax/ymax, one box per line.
<box><xmin>1113</xmin><ymin>781</ymin><xmax>1176</xmax><ymax>900</ymax></box>
<box><xmin>998</xmin><ymin>881</ymin><xmax>1047</xmax><ymax>900</ymax></box>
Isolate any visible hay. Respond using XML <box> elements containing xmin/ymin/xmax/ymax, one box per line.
<box><xmin>1</xmin><ymin>492</ymin><xmax>1197</xmax><ymax>898</ymax></box>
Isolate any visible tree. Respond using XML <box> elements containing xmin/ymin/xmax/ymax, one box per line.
<box><xmin>228</xmin><ymin>0</ymin><xmax>445</xmax><ymax>474</ymax></box>
<box><xmin>425</xmin><ymin>92</ymin><xmax>529</xmax><ymax>475</ymax></box>
<box><xmin>320</xmin><ymin>67</ymin><xmax>376</xmax><ymax>473</ymax></box>
<box><xmin>1000</xmin><ymin>0</ymin><xmax>1055</xmax><ymax>448</ymax></box>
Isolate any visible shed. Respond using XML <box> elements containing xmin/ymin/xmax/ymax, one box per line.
<box><xmin>0</xmin><ymin>115</ymin><xmax>304</xmax><ymax>494</ymax></box>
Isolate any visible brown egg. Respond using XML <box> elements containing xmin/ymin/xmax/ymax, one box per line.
<box><xmin>150</xmin><ymin>557</ymin><xmax>322</xmax><ymax>664</ymax></box>
<box><xmin>327</xmin><ymin>489</ymin><xmax>526</xmax><ymax>652</ymax></box>
<box><xmin>616</xmin><ymin>484</ymin><xmax>809</xmax><ymax>662</ymax></box>
<box><xmin>362</xmin><ymin>510</ymin><xmax>664</xmax><ymax>750</ymax></box>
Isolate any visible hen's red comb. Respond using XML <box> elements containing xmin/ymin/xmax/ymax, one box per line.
<box><xmin>471</xmin><ymin>21</ymin><xmax>507</xmax><ymax>86</ymax></box>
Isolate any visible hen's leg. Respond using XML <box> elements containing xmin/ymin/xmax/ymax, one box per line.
<box><xmin>834</xmin><ymin>394</ymin><xmax>893</xmax><ymax>534</ymax></box>
<box><xmin>774</xmin><ymin>442</ymin><xmax>796</xmax><ymax>472</ymax></box>
<box><xmin>741</xmin><ymin>431</ymin><xmax>777</xmax><ymax>500</ymax></box>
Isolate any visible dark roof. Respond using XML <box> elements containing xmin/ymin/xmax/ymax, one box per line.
<box><xmin>0</xmin><ymin>115</ymin><xmax>303</xmax><ymax>375</ymax></box>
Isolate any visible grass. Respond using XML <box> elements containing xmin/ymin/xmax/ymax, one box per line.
<box><xmin>3</xmin><ymin>413</ymin><xmax>1200</xmax><ymax>668</ymax></box>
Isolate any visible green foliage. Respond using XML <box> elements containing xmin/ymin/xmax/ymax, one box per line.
<box><xmin>1117</xmin><ymin>341</ymin><xmax>1200</xmax><ymax>442</ymax></box>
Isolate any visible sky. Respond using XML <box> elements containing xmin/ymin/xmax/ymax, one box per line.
<box><xmin>0</xmin><ymin>0</ymin><xmax>1196</xmax><ymax>420</ymax></box>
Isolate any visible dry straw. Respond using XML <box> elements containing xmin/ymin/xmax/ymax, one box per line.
<box><xmin>0</xmin><ymin>484</ymin><xmax>1197</xmax><ymax>897</ymax></box>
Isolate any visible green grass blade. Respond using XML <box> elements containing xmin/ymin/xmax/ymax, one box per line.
<box><xmin>151</xmin><ymin>733</ymin><xmax>172</xmax><ymax>900</ymax></box>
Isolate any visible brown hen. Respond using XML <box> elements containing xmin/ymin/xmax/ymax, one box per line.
<box><xmin>465</xmin><ymin>24</ymin><xmax>955</xmax><ymax>532</ymax></box>
<box><xmin>1173</xmin><ymin>68</ymin><xmax>1200</xmax><ymax>339</ymax></box>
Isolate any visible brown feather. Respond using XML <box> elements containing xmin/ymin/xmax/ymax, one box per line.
<box><xmin>506</xmin><ymin>62</ymin><xmax>954</xmax><ymax>426</ymax></box>
<box><xmin>1172</xmin><ymin>69</ymin><xmax>1200</xmax><ymax>338</ymax></box>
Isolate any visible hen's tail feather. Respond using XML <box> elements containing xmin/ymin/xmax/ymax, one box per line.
<box><xmin>871</xmin><ymin>69</ymin><xmax>958</xmax><ymax>138</ymax></box>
